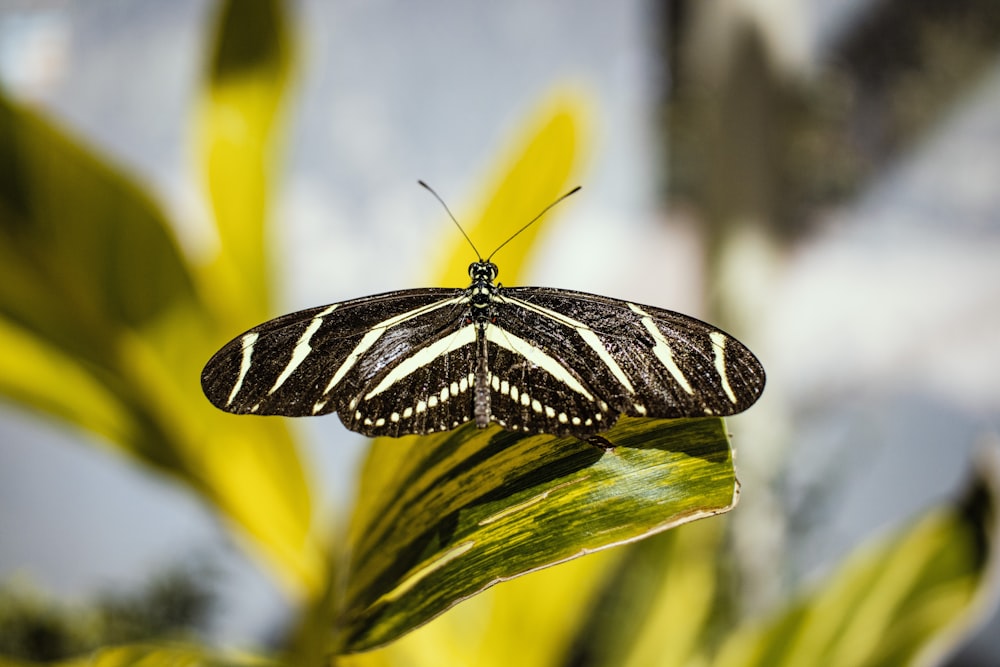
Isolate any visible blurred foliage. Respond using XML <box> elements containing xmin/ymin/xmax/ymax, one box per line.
<box><xmin>0</xmin><ymin>565</ymin><xmax>214</xmax><ymax>663</ymax></box>
<box><xmin>0</xmin><ymin>0</ymin><xmax>322</xmax><ymax>598</ymax></box>
<box><xmin>2</xmin><ymin>0</ymin><xmax>1000</xmax><ymax>666</ymax></box>
<box><xmin>663</xmin><ymin>0</ymin><xmax>1000</xmax><ymax>241</ymax></box>
<box><xmin>705</xmin><ymin>459</ymin><xmax>1000</xmax><ymax>667</ymax></box>
<box><xmin>198</xmin><ymin>0</ymin><xmax>292</xmax><ymax>327</ymax></box>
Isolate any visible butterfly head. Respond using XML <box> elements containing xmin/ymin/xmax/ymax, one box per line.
<box><xmin>468</xmin><ymin>260</ymin><xmax>498</xmax><ymax>284</ymax></box>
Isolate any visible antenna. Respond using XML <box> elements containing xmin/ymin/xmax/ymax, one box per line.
<box><xmin>487</xmin><ymin>186</ymin><xmax>581</xmax><ymax>261</ymax></box>
<box><xmin>418</xmin><ymin>180</ymin><xmax>481</xmax><ymax>260</ymax></box>
<box><xmin>418</xmin><ymin>181</ymin><xmax>582</xmax><ymax>263</ymax></box>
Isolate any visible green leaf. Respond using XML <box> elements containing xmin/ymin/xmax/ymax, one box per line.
<box><xmin>337</xmin><ymin>417</ymin><xmax>737</xmax><ymax>652</ymax></box>
<box><xmin>708</xmin><ymin>450</ymin><xmax>1000</xmax><ymax>667</ymax></box>
<box><xmin>340</xmin><ymin>549</ymin><xmax>622</xmax><ymax>667</ymax></box>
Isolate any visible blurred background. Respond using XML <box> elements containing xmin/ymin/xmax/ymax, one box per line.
<box><xmin>0</xmin><ymin>0</ymin><xmax>998</xmax><ymax>663</ymax></box>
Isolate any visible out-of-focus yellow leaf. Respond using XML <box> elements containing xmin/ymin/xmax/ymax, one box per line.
<box><xmin>0</xmin><ymin>95</ymin><xmax>198</xmax><ymax>370</ymax></box>
<box><xmin>0</xmin><ymin>317</ymin><xmax>136</xmax><ymax>448</ymax></box>
<box><xmin>623</xmin><ymin>522</ymin><xmax>724</xmax><ymax>667</ymax></box>
<box><xmin>115</xmin><ymin>325</ymin><xmax>324</xmax><ymax>595</ymax></box>
<box><xmin>338</xmin><ymin>418</ymin><xmax>737</xmax><ymax>653</ymax></box>
<box><xmin>345</xmin><ymin>548</ymin><xmax>619</xmax><ymax>667</ymax></box>
<box><xmin>187</xmin><ymin>0</ymin><xmax>324</xmax><ymax>596</ymax></box>
<box><xmin>196</xmin><ymin>0</ymin><xmax>292</xmax><ymax>329</ymax></box>
<box><xmin>0</xmin><ymin>38</ymin><xmax>323</xmax><ymax>596</ymax></box>
<box><xmin>708</xmin><ymin>449</ymin><xmax>1000</xmax><ymax>667</ymax></box>
<box><xmin>430</xmin><ymin>91</ymin><xmax>589</xmax><ymax>287</ymax></box>
<box><xmin>41</xmin><ymin>643</ymin><xmax>279</xmax><ymax>667</ymax></box>
<box><xmin>559</xmin><ymin>518</ymin><xmax>726</xmax><ymax>667</ymax></box>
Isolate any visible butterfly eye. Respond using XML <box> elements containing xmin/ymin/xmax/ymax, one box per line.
<box><xmin>468</xmin><ymin>263</ymin><xmax>477</xmax><ymax>279</ymax></box>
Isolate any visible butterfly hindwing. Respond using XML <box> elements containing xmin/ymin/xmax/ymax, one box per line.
<box><xmin>339</xmin><ymin>319</ymin><xmax>480</xmax><ymax>436</ymax></box>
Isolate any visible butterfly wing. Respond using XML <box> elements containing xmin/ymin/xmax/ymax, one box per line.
<box><xmin>201</xmin><ymin>288</ymin><xmax>480</xmax><ymax>436</ymax></box>
<box><xmin>203</xmin><ymin>285</ymin><xmax>766</xmax><ymax>439</ymax></box>
<box><xmin>486</xmin><ymin>287</ymin><xmax>765</xmax><ymax>435</ymax></box>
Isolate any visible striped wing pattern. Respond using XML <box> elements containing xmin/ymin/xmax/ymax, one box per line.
<box><xmin>202</xmin><ymin>284</ymin><xmax>765</xmax><ymax>438</ymax></box>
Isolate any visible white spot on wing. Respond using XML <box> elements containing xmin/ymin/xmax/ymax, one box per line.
<box><xmin>227</xmin><ymin>332</ymin><xmax>259</xmax><ymax>406</ymax></box>
<box><xmin>628</xmin><ymin>303</ymin><xmax>695</xmax><ymax>395</ymax></box>
<box><xmin>710</xmin><ymin>331</ymin><xmax>738</xmax><ymax>403</ymax></box>
<box><xmin>484</xmin><ymin>327</ymin><xmax>594</xmax><ymax>401</ymax></box>
<box><xmin>502</xmin><ymin>295</ymin><xmax>636</xmax><ymax>394</ymax></box>
<box><xmin>269</xmin><ymin>306</ymin><xmax>336</xmax><ymax>396</ymax></box>
<box><xmin>324</xmin><ymin>296</ymin><xmax>466</xmax><ymax>395</ymax></box>
<box><xmin>364</xmin><ymin>325</ymin><xmax>477</xmax><ymax>399</ymax></box>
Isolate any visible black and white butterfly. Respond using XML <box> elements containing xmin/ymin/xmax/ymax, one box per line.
<box><xmin>201</xmin><ymin>184</ymin><xmax>765</xmax><ymax>438</ymax></box>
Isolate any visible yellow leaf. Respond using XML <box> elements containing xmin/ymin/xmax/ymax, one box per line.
<box><xmin>429</xmin><ymin>90</ymin><xmax>591</xmax><ymax>287</ymax></box>
<box><xmin>196</xmin><ymin>0</ymin><xmax>293</xmax><ymax>328</ymax></box>
<box><xmin>0</xmin><ymin>317</ymin><xmax>136</xmax><ymax>448</ymax></box>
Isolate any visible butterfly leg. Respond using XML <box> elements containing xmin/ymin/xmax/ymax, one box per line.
<box><xmin>585</xmin><ymin>435</ymin><xmax>616</xmax><ymax>452</ymax></box>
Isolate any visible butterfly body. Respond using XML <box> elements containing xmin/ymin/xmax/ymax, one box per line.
<box><xmin>201</xmin><ymin>259</ymin><xmax>765</xmax><ymax>437</ymax></box>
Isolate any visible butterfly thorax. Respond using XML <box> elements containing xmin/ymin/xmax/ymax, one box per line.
<box><xmin>467</xmin><ymin>260</ymin><xmax>499</xmax><ymax>325</ymax></box>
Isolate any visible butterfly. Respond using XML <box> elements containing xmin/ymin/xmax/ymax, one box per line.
<box><xmin>201</xmin><ymin>183</ymin><xmax>765</xmax><ymax>437</ymax></box>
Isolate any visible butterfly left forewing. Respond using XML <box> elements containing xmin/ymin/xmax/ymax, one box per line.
<box><xmin>201</xmin><ymin>289</ymin><xmax>468</xmax><ymax>420</ymax></box>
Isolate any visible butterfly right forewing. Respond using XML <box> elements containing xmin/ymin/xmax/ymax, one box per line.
<box><xmin>494</xmin><ymin>287</ymin><xmax>765</xmax><ymax>423</ymax></box>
